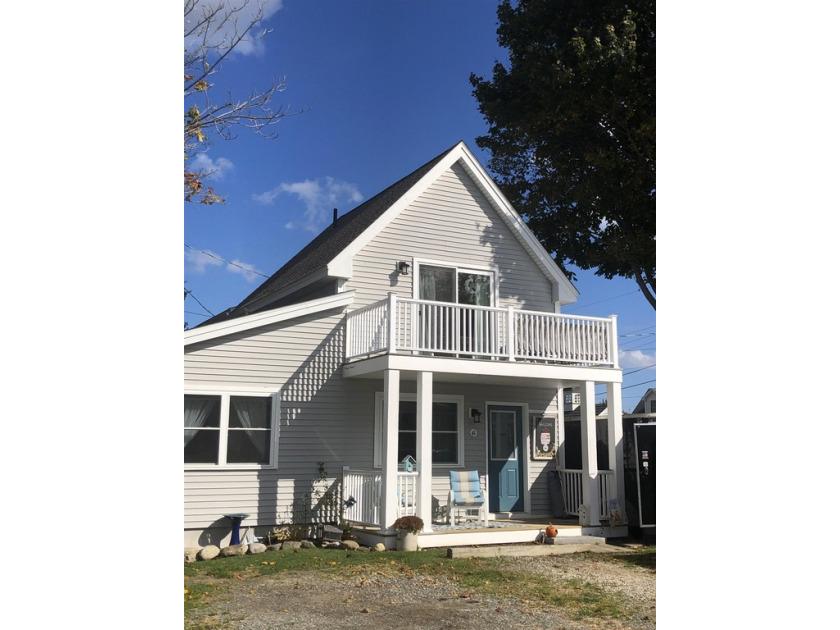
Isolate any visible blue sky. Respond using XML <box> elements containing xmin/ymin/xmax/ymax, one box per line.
<box><xmin>184</xmin><ymin>0</ymin><xmax>656</xmax><ymax>411</ymax></box>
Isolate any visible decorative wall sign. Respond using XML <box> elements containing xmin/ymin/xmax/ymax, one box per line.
<box><xmin>531</xmin><ymin>415</ymin><xmax>557</xmax><ymax>459</ymax></box>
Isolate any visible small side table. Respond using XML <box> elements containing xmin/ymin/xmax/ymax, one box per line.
<box><xmin>223</xmin><ymin>513</ymin><xmax>250</xmax><ymax>545</ymax></box>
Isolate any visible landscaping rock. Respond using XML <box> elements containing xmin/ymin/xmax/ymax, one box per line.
<box><xmin>184</xmin><ymin>547</ymin><xmax>201</xmax><ymax>563</ymax></box>
<box><xmin>282</xmin><ymin>541</ymin><xmax>302</xmax><ymax>550</ymax></box>
<box><xmin>340</xmin><ymin>540</ymin><xmax>360</xmax><ymax>551</ymax></box>
<box><xmin>197</xmin><ymin>545</ymin><xmax>220</xmax><ymax>561</ymax></box>
<box><xmin>300</xmin><ymin>540</ymin><xmax>316</xmax><ymax>549</ymax></box>
<box><xmin>374</xmin><ymin>543</ymin><xmax>386</xmax><ymax>552</ymax></box>
<box><xmin>248</xmin><ymin>543</ymin><xmax>267</xmax><ymax>554</ymax></box>
<box><xmin>266</xmin><ymin>543</ymin><xmax>283</xmax><ymax>551</ymax></box>
<box><xmin>221</xmin><ymin>544</ymin><xmax>248</xmax><ymax>557</ymax></box>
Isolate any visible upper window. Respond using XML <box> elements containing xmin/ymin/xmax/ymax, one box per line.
<box><xmin>184</xmin><ymin>393</ymin><xmax>275</xmax><ymax>467</ymax></box>
<box><xmin>374</xmin><ymin>393</ymin><xmax>463</xmax><ymax>467</ymax></box>
<box><xmin>417</xmin><ymin>263</ymin><xmax>495</xmax><ymax>307</ymax></box>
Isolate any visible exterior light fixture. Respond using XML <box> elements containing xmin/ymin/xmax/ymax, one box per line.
<box><xmin>396</xmin><ymin>261</ymin><xmax>411</xmax><ymax>275</ymax></box>
<box><xmin>470</xmin><ymin>408</ymin><xmax>482</xmax><ymax>423</ymax></box>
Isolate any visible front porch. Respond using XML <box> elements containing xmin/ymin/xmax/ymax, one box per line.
<box><xmin>342</xmin><ymin>466</ymin><xmax>627</xmax><ymax>549</ymax></box>
<box><xmin>341</xmin><ymin>295</ymin><xmax>625</xmax><ymax>539</ymax></box>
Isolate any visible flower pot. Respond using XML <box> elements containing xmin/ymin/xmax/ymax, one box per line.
<box><xmin>396</xmin><ymin>530</ymin><xmax>418</xmax><ymax>551</ymax></box>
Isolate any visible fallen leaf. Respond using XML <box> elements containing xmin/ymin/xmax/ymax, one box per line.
<box><xmin>362</xmin><ymin>607</ymin><xmax>371</xmax><ymax>613</ymax></box>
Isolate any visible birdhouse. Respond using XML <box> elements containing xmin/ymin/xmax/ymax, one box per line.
<box><xmin>400</xmin><ymin>455</ymin><xmax>416</xmax><ymax>472</ymax></box>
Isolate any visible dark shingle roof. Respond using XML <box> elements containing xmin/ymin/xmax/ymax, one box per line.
<box><xmin>196</xmin><ymin>143</ymin><xmax>459</xmax><ymax>327</ymax></box>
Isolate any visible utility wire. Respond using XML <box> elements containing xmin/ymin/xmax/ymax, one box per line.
<box><xmin>624</xmin><ymin>363</ymin><xmax>655</xmax><ymax>375</ymax></box>
<box><xmin>563</xmin><ymin>288</ymin><xmax>641</xmax><ymax>312</ymax></box>
<box><xmin>184</xmin><ymin>244</ymin><xmax>270</xmax><ymax>279</ymax></box>
<box><xmin>185</xmin><ymin>289</ymin><xmax>214</xmax><ymax>316</ymax></box>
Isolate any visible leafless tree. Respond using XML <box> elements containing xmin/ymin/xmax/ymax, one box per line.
<box><xmin>184</xmin><ymin>0</ymin><xmax>303</xmax><ymax>204</ymax></box>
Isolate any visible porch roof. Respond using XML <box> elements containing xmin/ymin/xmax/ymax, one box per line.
<box><xmin>342</xmin><ymin>353</ymin><xmax>623</xmax><ymax>387</ymax></box>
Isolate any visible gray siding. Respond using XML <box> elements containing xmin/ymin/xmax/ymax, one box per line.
<box><xmin>347</xmin><ymin>162</ymin><xmax>555</xmax><ymax>312</ymax></box>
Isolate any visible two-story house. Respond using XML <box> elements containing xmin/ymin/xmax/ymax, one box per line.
<box><xmin>184</xmin><ymin>142</ymin><xmax>625</xmax><ymax>549</ymax></box>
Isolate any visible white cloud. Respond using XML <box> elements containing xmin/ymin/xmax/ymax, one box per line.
<box><xmin>619</xmin><ymin>349</ymin><xmax>656</xmax><ymax>369</ymax></box>
<box><xmin>185</xmin><ymin>246</ymin><xmax>224</xmax><ymax>274</ymax></box>
<box><xmin>189</xmin><ymin>153</ymin><xmax>234</xmax><ymax>180</ymax></box>
<box><xmin>185</xmin><ymin>247</ymin><xmax>262</xmax><ymax>283</ymax></box>
<box><xmin>226</xmin><ymin>259</ymin><xmax>262</xmax><ymax>283</ymax></box>
<box><xmin>253</xmin><ymin>177</ymin><xmax>364</xmax><ymax>232</ymax></box>
<box><xmin>184</xmin><ymin>0</ymin><xmax>284</xmax><ymax>57</ymax></box>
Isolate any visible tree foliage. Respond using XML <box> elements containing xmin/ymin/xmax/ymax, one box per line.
<box><xmin>470</xmin><ymin>0</ymin><xmax>655</xmax><ymax>308</ymax></box>
<box><xmin>184</xmin><ymin>0</ymin><xmax>299</xmax><ymax>204</ymax></box>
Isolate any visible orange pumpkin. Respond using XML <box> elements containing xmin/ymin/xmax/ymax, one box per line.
<box><xmin>545</xmin><ymin>524</ymin><xmax>558</xmax><ymax>538</ymax></box>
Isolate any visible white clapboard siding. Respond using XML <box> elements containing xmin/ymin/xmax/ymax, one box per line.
<box><xmin>347</xmin><ymin>163</ymin><xmax>555</xmax><ymax>313</ymax></box>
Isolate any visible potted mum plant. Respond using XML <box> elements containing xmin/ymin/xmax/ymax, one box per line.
<box><xmin>392</xmin><ymin>515</ymin><xmax>424</xmax><ymax>551</ymax></box>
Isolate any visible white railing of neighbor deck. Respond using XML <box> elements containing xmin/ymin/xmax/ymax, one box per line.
<box><xmin>346</xmin><ymin>296</ymin><xmax>617</xmax><ymax>367</ymax></box>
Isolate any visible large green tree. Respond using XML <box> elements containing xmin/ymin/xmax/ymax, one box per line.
<box><xmin>471</xmin><ymin>0</ymin><xmax>655</xmax><ymax>308</ymax></box>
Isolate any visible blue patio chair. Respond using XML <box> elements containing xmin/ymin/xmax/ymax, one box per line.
<box><xmin>447</xmin><ymin>470</ymin><xmax>488</xmax><ymax>527</ymax></box>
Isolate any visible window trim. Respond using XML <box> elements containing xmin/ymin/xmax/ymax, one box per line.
<box><xmin>373</xmin><ymin>392</ymin><xmax>464</xmax><ymax>468</ymax></box>
<box><xmin>184</xmin><ymin>389</ymin><xmax>278</xmax><ymax>470</ymax></box>
<box><xmin>412</xmin><ymin>258</ymin><xmax>499</xmax><ymax>307</ymax></box>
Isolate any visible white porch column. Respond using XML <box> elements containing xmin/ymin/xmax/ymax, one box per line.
<box><xmin>416</xmin><ymin>371</ymin><xmax>433</xmax><ymax>533</ymax></box>
<box><xmin>555</xmin><ymin>387</ymin><xmax>566</xmax><ymax>470</ymax></box>
<box><xmin>606</xmin><ymin>381</ymin><xmax>625</xmax><ymax>512</ymax></box>
<box><xmin>579</xmin><ymin>380</ymin><xmax>601</xmax><ymax>526</ymax></box>
<box><xmin>380</xmin><ymin>369</ymin><xmax>400</xmax><ymax>531</ymax></box>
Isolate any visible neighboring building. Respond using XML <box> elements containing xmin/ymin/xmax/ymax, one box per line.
<box><xmin>184</xmin><ymin>142</ymin><xmax>625</xmax><ymax>547</ymax></box>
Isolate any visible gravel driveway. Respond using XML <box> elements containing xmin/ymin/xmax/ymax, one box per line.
<box><xmin>187</xmin><ymin>544</ymin><xmax>655</xmax><ymax>630</ymax></box>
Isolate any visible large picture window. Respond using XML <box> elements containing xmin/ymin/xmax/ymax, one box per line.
<box><xmin>374</xmin><ymin>394</ymin><xmax>463</xmax><ymax>467</ymax></box>
<box><xmin>184</xmin><ymin>393</ymin><xmax>275</xmax><ymax>467</ymax></box>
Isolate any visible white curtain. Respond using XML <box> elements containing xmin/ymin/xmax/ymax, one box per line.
<box><xmin>231</xmin><ymin>397</ymin><xmax>268</xmax><ymax>456</ymax></box>
<box><xmin>184</xmin><ymin>396</ymin><xmax>216</xmax><ymax>448</ymax></box>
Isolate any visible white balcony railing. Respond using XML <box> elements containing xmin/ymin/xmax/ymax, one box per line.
<box><xmin>346</xmin><ymin>295</ymin><xmax>618</xmax><ymax>367</ymax></box>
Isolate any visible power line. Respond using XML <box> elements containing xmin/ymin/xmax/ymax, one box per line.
<box><xmin>184</xmin><ymin>244</ymin><xmax>270</xmax><ymax>279</ymax></box>
<box><xmin>563</xmin><ymin>288</ymin><xmax>641</xmax><ymax>312</ymax></box>
<box><xmin>624</xmin><ymin>363</ymin><xmax>655</xmax><ymax>375</ymax></box>
<box><xmin>622</xmin><ymin>379</ymin><xmax>656</xmax><ymax>391</ymax></box>
<box><xmin>185</xmin><ymin>289</ymin><xmax>214</xmax><ymax>317</ymax></box>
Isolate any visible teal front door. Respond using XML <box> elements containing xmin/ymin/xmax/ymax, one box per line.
<box><xmin>488</xmin><ymin>405</ymin><xmax>524</xmax><ymax>512</ymax></box>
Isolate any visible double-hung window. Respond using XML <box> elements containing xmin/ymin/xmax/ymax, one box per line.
<box><xmin>184</xmin><ymin>392</ymin><xmax>276</xmax><ymax>467</ymax></box>
<box><xmin>374</xmin><ymin>393</ymin><xmax>463</xmax><ymax>467</ymax></box>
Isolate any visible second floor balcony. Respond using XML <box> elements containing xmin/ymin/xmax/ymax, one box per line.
<box><xmin>345</xmin><ymin>294</ymin><xmax>618</xmax><ymax>368</ymax></box>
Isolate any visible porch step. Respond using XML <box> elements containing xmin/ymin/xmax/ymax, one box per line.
<box><xmin>544</xmin><ymin>534</ymin><xmax>605</xmax><ymax>545</ymax></box>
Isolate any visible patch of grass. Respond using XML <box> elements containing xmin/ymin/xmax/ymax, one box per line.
<box><xmin>184</xmin><ymin>546</ymin><xmax>653</xmax><ymax>625</ymax></box>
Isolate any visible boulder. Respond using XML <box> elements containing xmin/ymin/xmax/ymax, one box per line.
<box><xmin>197</xmin><ymin>545</ymin><xmax>220</xmax><ymax>561</ymax></box>
<box><xmin>221</xmin><ymin>544</ymin><xmax>248</xmax><ymax>557</ymax></box>
<box><xmin>266</xmin><ymin>544</ymin><xmax>283</xmax><ymax>551</ymax></box>
<box><xmin>248</xmin><ymin>543</ymin><xmax>267</xmax><ymax>554</ymax></box>
<box><xmin>184</xmin><ymin>547</ymin><xmax>201</xmax><ymax>563</ymax></box>
<box><xmin>374</xmin><ymin>543</ymin><xmax>386</xmax><ymax>552</ymax></box>
<box><xmin>300</xmin><ymin>540</ymin><xmax>316</xmax><ymax>549</ymax></box>
<box><xmin>282</xmin><ymin>541</ymin><xmax>302</xmax><ymax>550</ymax></box>
<box><xmin>340</xmin><ymin>540</ymin><xmax>360</xmax><ymax>551</ymax></box>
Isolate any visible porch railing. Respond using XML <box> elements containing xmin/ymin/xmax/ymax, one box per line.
<box><xmin>342</xmin><ymin>467</ymin><xmax>417</xmax><ymax>527</ymax></box>
<box><xmin>559</xmin><ymin>469</ymin><xmax>614</xmax><ymax>521</ymax></box>
<box><xmin>345</xmin><ymin>295</ymin><xmax>617</xmax><ymax>367</ymax></box>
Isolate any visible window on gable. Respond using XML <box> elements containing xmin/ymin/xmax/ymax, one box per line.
<box><xmin>374</xmin><ymin>394</ymin><xmax>463</xmax><ymax>467</ymax></box>
<box><xmin>184</xmin><ymin>393</ymin><xmax>274</xmax><ymax>467</ymax></box>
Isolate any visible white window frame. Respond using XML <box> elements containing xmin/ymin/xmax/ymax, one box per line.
<box><xmin>412</xmin><ymin>258</ymin><xmax>499</xmax><ymax>306</ymax></box>
<box><xmin>373</xmin><ymin>392</ymin><xmax>464</xmax><ymax>468</ymax></box>
<box><xmin>184</xmin><ymin>388</ymin><xmax>279</xmax><ymax>470</ymax></box>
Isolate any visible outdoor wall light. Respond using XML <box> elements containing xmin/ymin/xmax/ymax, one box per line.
<box><xmin>470</xmin><ymin>408</ymin><xmax>482</xmax><ymax>423</ymax></box>
<box><xmin>396</xmin><ymin>261</ymin><xmax>411</xmax><ymax>275</ymax></box>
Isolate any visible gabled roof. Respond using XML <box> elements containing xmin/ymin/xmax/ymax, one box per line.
<box><xmin>194</xmin><ymin>141</ymin><xmax>577</xmax><ymax>329</ymax></box>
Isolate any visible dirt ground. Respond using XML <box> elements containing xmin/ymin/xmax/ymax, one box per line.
<box><xmin>186</xmin><ymin>545</ymin><xmax>655</xmax><ymax>630</ymax></box>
